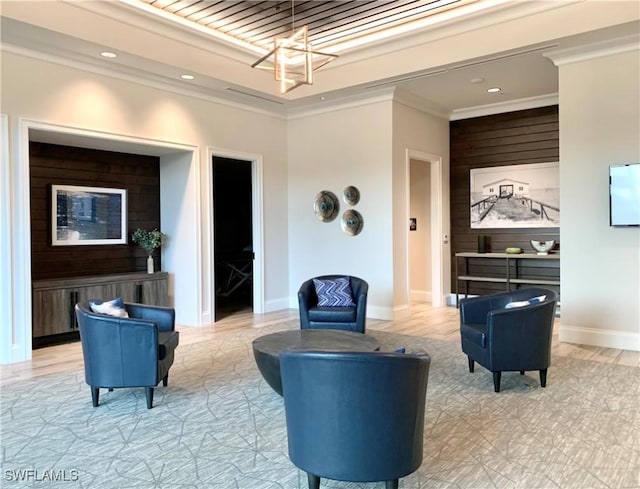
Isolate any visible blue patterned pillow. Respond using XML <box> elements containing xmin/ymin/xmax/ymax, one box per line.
<box><xmin>313</xmin><ymin>277</ymin><xmax>356</xmax><ymax>307</ymax></box>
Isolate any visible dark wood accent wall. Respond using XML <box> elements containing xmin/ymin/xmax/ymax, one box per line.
<box><xmin>30</xmin><ymin>142</ymin><xmax>161</xmax><ymax>280</ymax></box>
<box><xmin>449</xmin><ymin>106</ymin><xmax>560</xmax><ymax>295</ymax></box>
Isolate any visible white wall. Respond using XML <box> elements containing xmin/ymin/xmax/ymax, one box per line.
<box><xmin>392</xmin><ymin>97</ymin><xmax>450</xmax><ymax>313</ymax></box>
<box><xmin>0</xmin><ymin>52</ymin><xmax>289</xmax><ymax>362</ymax></box>
<box><xmin>287</xmin><ymin>96</ymin><xmax>395</xmax><ymax>319</ymax></box>
<box><xmin>552</xmin><ymin>43</ymin><xmax>640</xmax><ymax>350</ymax></box>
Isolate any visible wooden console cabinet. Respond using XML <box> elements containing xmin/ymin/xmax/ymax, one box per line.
<box><xmin>455</xmin><ymin>252</ymin><xmax>560</xmax><ymax>306</ymax></box>
<box><xmin>32</xmin><ymin>272</ymin><xmax>168</xmax><ymax>340</ymax></box>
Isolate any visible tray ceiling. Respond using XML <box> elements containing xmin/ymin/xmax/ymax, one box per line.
<box><xmin>138</xmin><ymin>0</ymin><xmax>475</xmax><ymax>51</ymax></box>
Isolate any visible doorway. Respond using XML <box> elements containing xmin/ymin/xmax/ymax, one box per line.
<box><xmin>406</xmin><ymin>150</ymin><xmax>444</xmax><ymax>308</ymax></box>
<box><xmin>409</xmin><ymin>159</ymin><xmax>432</xmax><ymax>303</ymax></box>
<box><xmin>213</xmin><ymin>156</ymin><xmax>253</xmax><ymax>320</ymax></box>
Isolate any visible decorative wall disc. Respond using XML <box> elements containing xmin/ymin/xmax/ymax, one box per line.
<box><xmin>341</xmin><ymin>209</ymin><xmax>363</xmax><ymax>236</ymax></box>
<box><xmin>314</xmin><ymin>191</ymin><xmax>339</xmax><ymax>222</ymax></box>
<box><xmin>343</xmin><ymin>186</ymin><xmax>360</xmax><ymax>206</ymax></box>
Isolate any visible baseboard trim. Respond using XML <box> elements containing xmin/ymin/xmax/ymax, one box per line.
<box><xmin>370</xmin><ymin>305</ymin><xmax>395</xmax><ymax>321</ymax></box>
<box><xmin>410</xmin><ymin>290</ymin><xmax>432</xmax><ymax>303</ymax></box>
<box><xmin>266</xmin><ymin>297</ymin><xmax>291</xmax><ymax>313</ymax></box>
<box><xmin>559</xmin><ymin>324</ymin><xmax>640</xmax><ymax>352</ymax></box>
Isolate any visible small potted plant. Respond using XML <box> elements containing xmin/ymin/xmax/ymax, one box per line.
<box><xmin>132</xmin><ymin>228</ymin><xmax>166</xmax><ymax>274</ymax></box>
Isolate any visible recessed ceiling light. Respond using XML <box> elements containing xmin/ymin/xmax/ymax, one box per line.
<box><xmin>100</xmin><ymin>51</ymin><xmax>117</xmax><ymax>58</ymax></box>
<box><xmin>180</xmin><ymin>74</ymin><xmax>195</xmax><ymax>80</ymax></box>
<box><xmin>469</xmin><ymin>77</ymin><xmax>485</xmax><ymax>84</ymax></box>
<box><xmin>487</xmin><ymin>87</ymin><xmax>501</xmax><ymax>93</ymax></box>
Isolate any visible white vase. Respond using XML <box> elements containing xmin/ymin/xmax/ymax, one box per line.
<box><xmin>147</xmin><ymin>255</ymin><xmax>154</xmax><ymax>274</ymax></box>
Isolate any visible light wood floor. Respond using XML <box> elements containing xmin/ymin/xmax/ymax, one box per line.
<box><xmin>2</xmin><ymin>303</ymin><xmax>638</xmax><ymax>384</ymax></box>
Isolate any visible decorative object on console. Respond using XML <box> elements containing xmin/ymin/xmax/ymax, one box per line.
<box><xmin>341</xmin><ymin>209</ymin><xmax>363</xmax><ymax>236</ymax></box>
<box><xmin>314</xmin><ymin>191</ymin><xmax>339</xmax><ymax>222</ymax></box>
<box><xmin>477</xmin><ymin>235</ymin><xmax>487</xmax><ymax>253</ymax></box>
<box><xmin>132</xmin><ymin>228</ymin><xmax>166</xmax><ymax>273</ymax></box>
<box><xmin>530</xmin><ymin>239</ymin><xmax>556</xmax><ymax>255</ymax></box>
<box><xmin>343</xmin><ymin>185</ymin><xmax>360</xmax><ymax>206</ymax></box>
<box><xmin>505</xmin><ymin>247</ymin><xmax>522</xmax><ymax>254</ymax></box>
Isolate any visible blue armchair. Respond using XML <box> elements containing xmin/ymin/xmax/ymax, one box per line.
<box><xmin>297</xmin><ymin>275</ymin><xmax>368</xmax><ymax>333</ymax></box>
<box><xmin>460</xmin><ymin>287</ymin><xmax>558</xmax><ymax>392</ymax></box>
<box><xmin>280</xmin><ymin>350</ymin><xmax>430</xmax><ymax>489</ymax></box>
<box><xmin>75</xmin><ymin>301</ymin><xmax>179</xmax><ymax>409</ymax></box>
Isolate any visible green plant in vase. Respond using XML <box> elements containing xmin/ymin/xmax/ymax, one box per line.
<box><xmin>132</xmin><ymin>228</ymin><xmax>166</xmax><ymax>273</ymax></box>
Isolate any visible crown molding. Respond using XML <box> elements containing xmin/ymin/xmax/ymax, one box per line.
<box><xmin>393</xmin><ymin>89</ymin><xmax>450</xmax><ymax>120</ymax></box>
<box><xmin>450</xmin><ymin>93</ymin><xmax>558</xmax><ymax>121</ymax></box>
<box><xmin>286</xmin><ymin>87</ymin><xmax>397</xmax><ymax>120</ymax></box>
<box><xmin>544</xmin><ymin>33</ymin><xmax>640</xmax><ymax>66</ymax></box>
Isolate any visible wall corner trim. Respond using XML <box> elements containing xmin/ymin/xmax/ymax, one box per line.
<box><xmin>544</xmin><ymin>33</ymin><xmax>640</xmax><ymax>67</ymax></box>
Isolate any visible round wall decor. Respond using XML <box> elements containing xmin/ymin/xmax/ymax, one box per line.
<box><xmin>343</xmin><ymin>186</ymin><xmax>360</xmax><ymax>206</ymax></box>
<box><xmin>314</xmin><ymin>191</ymin><xmax>339</xmax><ymax>222</ymax></box>
<box><xmin>341</xmin><ymin>209</ymin><xmax>363</xmax><ymax>236</ymax></box>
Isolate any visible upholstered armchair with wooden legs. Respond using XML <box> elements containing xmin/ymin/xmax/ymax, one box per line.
<box><xmin>280</xmin><ymin>350</ymin><xmax>430</xmax><ymax>489</ymax></box>
<box><xmin>75</xmin><ymin>301</ymin><xmax>179</xmax><ymax>409</ymax></box>
<box><xmin>460</xmin><ymin>287</ymin><xmax>558</xmax><ymax>392</ymax></box>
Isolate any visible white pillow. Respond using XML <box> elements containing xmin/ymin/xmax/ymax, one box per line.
<box><xmin>89</xmin><ymin>298</ymin><xmax>129</xmax><ymax>318</ymax></box>
<box><xmin>505</xmin><ymin>295</ymin><xmax>546</xmax><ymax>309</ymax></box>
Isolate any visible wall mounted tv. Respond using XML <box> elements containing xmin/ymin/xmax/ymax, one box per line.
<box><xmin>609</xmin><ymin>163</ymin><xmax>640</xmax><ymax>227</ymax></box>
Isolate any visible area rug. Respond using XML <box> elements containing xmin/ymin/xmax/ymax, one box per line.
<box><xmin>1</xmin><ymin>321</ymin><xmax>639</xmax><ymax>489</ymax></box>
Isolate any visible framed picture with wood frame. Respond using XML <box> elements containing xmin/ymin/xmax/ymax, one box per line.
<box><xmin>51</xmin><ymin>184</ymin><xmax>127</xmax><ymax>246</ymax></box>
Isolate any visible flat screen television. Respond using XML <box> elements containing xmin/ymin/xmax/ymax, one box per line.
<box><xmin>610</xmin><ymin>163</ymin><xmax>640</xmax><ymax>227</ymax></box>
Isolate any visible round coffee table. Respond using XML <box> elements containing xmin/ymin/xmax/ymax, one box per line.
<box><xmin>252</xmin><ymin>329</ymin><xmax>380</xmax><ymax>395</ymax></box>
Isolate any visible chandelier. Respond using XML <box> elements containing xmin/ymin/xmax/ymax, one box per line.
<box><xmin>251</xmin><ymin>4</ymin><xmax>338</xmax><ymax>94</ymax></box>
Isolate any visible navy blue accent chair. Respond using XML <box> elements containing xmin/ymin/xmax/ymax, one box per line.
<box><xmin>280</xmin><ymin>350</ymin><xmax>430</xmax><ymax>489</ymax></box>
<box><xmin>297</xmin><ymin>275</ymin><xmax>368</xmax><ymax>333</ymax></box>
<box><xmin>460</xmin><ymin>287</ymin><xmax>558</xmax><ymax>392</ymax></box>
<box><xmin>75</xmin><ymin>301</ymin><xmax>179</xmax><ymax>409</ymax></box>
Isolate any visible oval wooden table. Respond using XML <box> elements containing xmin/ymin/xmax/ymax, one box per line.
<box><xmin>252</xmin><ymin>329</ymin><xmax>380</xmax><ymax>395</ymax></box>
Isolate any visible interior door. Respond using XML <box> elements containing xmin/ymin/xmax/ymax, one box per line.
<box><xmin>213</xmin><ymin>156</ymin><xmax>253</xmax><ymax>320</ymax></box>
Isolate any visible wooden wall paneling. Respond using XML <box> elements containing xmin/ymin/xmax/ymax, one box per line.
<box><xmin>29</xmin><ymin>142</ymin><xmax>162</xmax><ymax>280</ymax></box>
<box><xmin>449</xmin><ymin>106</ymin><xmax>560</xmax><ymax>296</ymax></box>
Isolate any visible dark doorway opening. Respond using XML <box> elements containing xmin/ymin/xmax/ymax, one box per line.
<box><xmin>213</xmin><ymin>156</ymin><xmax>253</xmax><ymax>320</ymax></box>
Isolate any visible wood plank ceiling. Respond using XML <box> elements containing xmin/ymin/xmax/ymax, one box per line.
<box><xmin>139</xmin><ymin>0</ymin><xmax>472</xmax><ymax>51</ymax></box>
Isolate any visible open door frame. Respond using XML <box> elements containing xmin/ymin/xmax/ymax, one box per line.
<box><xmin>406</xmin><ymin>149</ymin><xmax>445</xmax><ymax>307</ymax></box>
<box><xmin>207</xmin><ymin>147</ymin><xmax>264</xmax><ymax>319</ymax></box>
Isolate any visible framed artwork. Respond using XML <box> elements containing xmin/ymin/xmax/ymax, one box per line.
<box><xmin>470</xmin><ymin>162</ymin><xmax>559</xmax><ymax>228</ymax></box>
<box><xmin>52</xmin><ymin>185</ymin><xmax>127</xmax><ymax>245</ymax></box>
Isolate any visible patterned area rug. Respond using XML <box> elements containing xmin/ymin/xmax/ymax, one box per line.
<box><xmin>2</xmin><ymin>321</ymin><xmax>639</xmax><ymax>489</ymax></box>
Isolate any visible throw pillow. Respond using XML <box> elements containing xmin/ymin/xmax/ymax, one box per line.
<box><xmin>313</xmin><ymin>277</ymin><xmax>356</xmax><ymax>307</ymax></box>
<box><xmin>505</xmin><ymin>295</ymin><xmax>547</xmax><ymax>309</ymax></box>
<box><xmin>89</xmin><ymin>297</ymin><xmax>129</xmax><ymax>318</ymax></box>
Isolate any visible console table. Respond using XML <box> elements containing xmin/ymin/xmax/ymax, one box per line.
<box><xmin>455</xmin><ymin>252</ymin><xmax>560</xmax><ymax>306</ymax></box>
<box><xmin>32</xmin><ymin>272</ymin><xmax>169</xmax><ymax>344</ymax></box>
